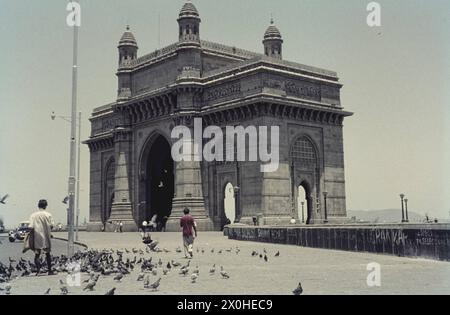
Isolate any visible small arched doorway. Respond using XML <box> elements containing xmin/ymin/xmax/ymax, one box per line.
<box><xmin>297</xmin><ymin>182</ymin><xmax>313</xmax><ymax>224</ymax></box>
<box><xmin>297</xmin><ymin>186</ymin><xmax>306</xmax><ymax>223</ymax></box>
<box><xmin>144</xmin><ymin>135</ymin><xmax>174</xmax><ymax>225</ymax></box>
<box><xmin>223</xmin><ymin>183</ymin><xmax>236</xmax><ymax>224</ymax></box>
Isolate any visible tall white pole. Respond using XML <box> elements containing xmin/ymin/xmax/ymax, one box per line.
<box><xmin>67</xmin><ymin>10</ymin><xmax>79</xmax><ymax>257</ymax></box>
<box><xmin>75</xmin><ymin>111</ymin><xmax>81</xmax><ymax>241</ymax></box>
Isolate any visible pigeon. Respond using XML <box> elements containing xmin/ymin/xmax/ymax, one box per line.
<box><xmin>209</xmin><ymin>264</ymin><xmax>216</xmax><ymax>275</ymax></box>
<box><xmin>201</xmin><ymin>249</ymin><xmax>205</xmax><ymax>254</ymax></box>
<box><xmin>264</xmin><ymin>255</ymin><xmax>268</xmax><ymax>262</ymax></box>
<box><xmin>113</xmin><ymin>273</ymin><xmax>124</xmax><ymax>282</ymax></box>
<box><xmin>143</xmin><ymin>275</ymin><xmax>150</xmax><ymax>289</ymax></box>
<box><xmin>44</xmin><ymin>288</ymin><xmax>51</xmax><ymax>295</ymax></box>
<box><xmin>4</xmin><ymin>284</ymin><xmax>12</xmax><ymax>295</ymax></box>
<box><xmin>83</xmin><ymin>280</ymin><xmax>97</xmax><ymax>291</ymax></box>
<box><xmin>275</xmin><ymin>251</ymin><xmax>280</xmax><ymax>257</ymax></box>
<box><xmin>163</xmin><ymin>269</ymin><xmax>169</xmax><ymax>276</ymax></box>
<box><xmin>158</xmin><ymin>259</ymin><xmax>163</xmax><ymax>267</ymax></box>
<box><xmin>152</xmin><ymin>268</ymin><xmax>158</xmax><ymax>276</ymax></box>
<box><xmin>0</xmin><ymin>194</ymin><xmax>9</xmax><ymax>204</ymax></box>
<box><xmin>293</xmin><ymin>283</ymin><xmax>303</xmax><ymax>295</ymax></box>
<box><xmin>176</xmin><ymin>247</ymin><xmax>182</xmax><ymax>253</ymax></box>
<box><xmin>163</xmin><ymin>248</ymin><xmax>170</xmax><ymax>253</ymax></box>
<box><xmin>172</xmin><ymin>260</ymin><xmax>181</xmax><ymax>268</ymax></box>
<box><xmin>62</xmin><ymin>196</ymin><xmax>69</xmax><ymax>205</ymax></box>
<box><xmin>59</xmin><ymin>279</ymin><xmax>69</xmax><ymax>295</ymax></box>
<box><xmin>136</xmin><ymin>273</ymin><xmax>145</xmax><ymax>281</ymax></box>
<box><xmin>191</xmin><ymin>273</ymin><xmax>198</xmax><ymax>283</ymax></box>
<box><xmin>149</xmin><ymin>278</ymin><xmax>161</xmax><ymax>291</ymax></box>
<box><xmin>179</xmin><ymin>267</ymin><xmax>189</xmax><ymax>276</ymax></box>
<box><xmin>220</xmin><ymin>266</ymin><xmax>230</xmax><ymax>279</ymax></box>
<box><xmin>166</xmin><ymin>262</ymin><xmax>172</xmax><ymax>270</ymax></box>
<box><xmin>105</xmin><ymin>288</ymin><xmax>116</xmax><ymax>295</ymax></box>
<box><xmin>193</xmin><ymin>265</ymin><xmax>199</xmax><ymax>275</ymax></box>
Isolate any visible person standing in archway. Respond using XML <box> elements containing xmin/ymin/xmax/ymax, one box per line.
<box><xmin>180</xmin><ymin>208</ymin><xmax>197</xmax><ymax>259</ymax></box>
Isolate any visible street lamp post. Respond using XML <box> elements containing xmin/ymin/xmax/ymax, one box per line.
<box><xmin>404</xmin><ymin>198</ymin><xmax>409</xmax><ymax>223</ymax></box>
<box><xmin>323</xmin><ymin>192</ymin><xmax>328</xmax><ymax>224</ymax></box>
<box><xmin>301</xmin><ymin>201</ymin><xmax>305</xmax><ymax>224</ymax></box>
<box><xmin>400</xmin><ymin>194</ymin><xmax>406</xmax><ymax>223</ymax></box>
<box><xmin>52</xmin><ymin>112</ymin><xmax>82</xmax><ymax>243</ymax></box>
<box><xmin>67</xmin><ymin>12</ymin><xmax>79</xmax><ymax>257</ymax></box>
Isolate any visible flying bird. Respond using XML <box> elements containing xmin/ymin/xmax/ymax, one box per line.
<box><xmin>293</xmin><ymin>283</ymin><xmax>303</xmax><ymax>295</ymax></box>
<box><xmin>0</xmin><ymin>194</ymin><xmax>9</xmax><ymax>204</ymax></box>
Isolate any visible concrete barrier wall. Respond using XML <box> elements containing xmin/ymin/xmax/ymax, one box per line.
<box><xmin>224</xmin><ymin>224</ymin><xmax>450</xmax><ymax>262</ymax></box>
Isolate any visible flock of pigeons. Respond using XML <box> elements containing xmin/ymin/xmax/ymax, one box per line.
<box><xmin>0</xmin><ymin>242</ymin><xmax>303</xmax><ymax>295</ymax></box>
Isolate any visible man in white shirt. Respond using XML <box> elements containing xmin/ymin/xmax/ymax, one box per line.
<box><xmin>29</xmin><ymin>200</ymin><xmax>55</xmax><ymax>275</ymax></box>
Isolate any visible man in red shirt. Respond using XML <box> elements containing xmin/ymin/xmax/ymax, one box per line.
<box><xmin>180</xmin><ymin>208</ymin><xmax>197</xmax><ymax>258</ymax></box>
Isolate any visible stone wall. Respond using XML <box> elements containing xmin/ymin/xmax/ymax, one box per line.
<box><xmin>224</xmin><ymin>224</ymin><xmax>450</xmax><ymax>261</ymax></box>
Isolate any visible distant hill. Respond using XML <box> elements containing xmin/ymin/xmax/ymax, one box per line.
<box><xmin>347</xmin><ymin>209</ymin><xmax>425</xmax><ymax>223</ymax></box>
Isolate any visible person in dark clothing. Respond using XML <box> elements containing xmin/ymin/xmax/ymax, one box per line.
<box><xmin>180</xmin><ymin>208</ymin><xmax>197</xmax><ymax>258</ymax></box>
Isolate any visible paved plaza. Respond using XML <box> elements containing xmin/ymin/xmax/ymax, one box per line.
<box><xmin>1</xmin><ymin>232</ymin><xmax>450</xmax><ymax>295</ymax></box>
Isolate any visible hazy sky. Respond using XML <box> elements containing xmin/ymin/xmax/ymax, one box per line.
<box><xmin>0</xmin><ymin>0</ymin><xmax>449</xmax><ymax>227</ymax></box>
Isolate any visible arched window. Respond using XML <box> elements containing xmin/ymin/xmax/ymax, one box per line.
<box><xmin>291</xmin><ymin>137</ymin><xmax>317</xmax><ymax>166</ymax></box>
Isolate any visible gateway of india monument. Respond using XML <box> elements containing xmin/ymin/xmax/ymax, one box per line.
<box><xmin>85</xmin><ymin>1</ymin><xmax>353</xmax><ymax>232</ymax></box>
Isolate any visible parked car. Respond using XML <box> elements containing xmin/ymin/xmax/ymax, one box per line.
<box><xmin>8</xmin><ymin>221</ymin><xmax>31</xmax><ymax>243</ymax></box>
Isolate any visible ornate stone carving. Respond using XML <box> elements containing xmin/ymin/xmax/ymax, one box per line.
<box><xmin>205</xmin><ymin>83</ymin><xmax>241</xmax><ymax>102</ymax></box>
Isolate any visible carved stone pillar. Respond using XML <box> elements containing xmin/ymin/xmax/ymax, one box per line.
<box><xmin>109</xmin><ymin>127</ymin><xmax>136</xmax><ymax>231</ymax></box>
<box><xmin>166</xmin><ymin>115</ymin><xmax>213</xmax><ymax>231</ymax></box>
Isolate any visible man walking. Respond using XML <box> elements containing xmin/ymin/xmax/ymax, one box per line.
<box><xmin>29</xmin><ymin>200</ymin><xmax>55</xmax><ymax>275</ymax></box>
<box><xmin>180</xmin><ymin>208</ymin><xmax>197</xmax><ymax>258</ymax></box>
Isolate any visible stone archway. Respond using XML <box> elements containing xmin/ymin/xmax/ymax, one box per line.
<box><xmin>138</xmin><ymin>134</ymin><xmax>174</xmax><ymax>227</ymax></box>
<box><xmin>290</xmin><ymin>135</ymin><xmax>320</xmax><ymax>225</ymax></box>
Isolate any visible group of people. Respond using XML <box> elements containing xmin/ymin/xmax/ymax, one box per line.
<box><xmin>23</xmin><ymin>201</ymin><xmax>199</xmax><ymax>276</ymax></box>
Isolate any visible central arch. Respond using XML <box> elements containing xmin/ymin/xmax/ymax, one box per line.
<box><xmin>138</xmin><ymin>134</ymin><xmax>174</xmax><ymax>228</ymax></box>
